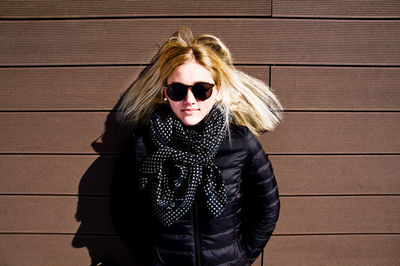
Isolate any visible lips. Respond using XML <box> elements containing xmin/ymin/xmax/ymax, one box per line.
<box><xmin>182</xmin><ymin>108</ymin><xmax>200</xmax><ymax>113</ymax></box>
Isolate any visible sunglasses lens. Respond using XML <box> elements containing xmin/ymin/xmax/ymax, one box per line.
<box><xmin>167</xmin><ymin>83</ymin><xmax>187</xmax><ymax>101</ymax></box>
<box><xmin>192</xmin><ymin>83</ymin><xmax>213</xmax><ymax>100</ymax></box>
<box><xmin>166</xmin><ymin>82</ymin><xmax>214</xmax><ymax>101</ymax></box>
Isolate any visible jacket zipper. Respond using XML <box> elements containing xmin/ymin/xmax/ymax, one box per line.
<box><xmin>193</xmin><ymin>201</ymin><xmax>201</xmax><ymax>266</ymax></box>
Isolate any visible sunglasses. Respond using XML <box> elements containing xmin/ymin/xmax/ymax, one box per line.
<box><xmin>165</xmin><ymin>82</ymin><xmax>214</xmax><ymax>101</ymax></box>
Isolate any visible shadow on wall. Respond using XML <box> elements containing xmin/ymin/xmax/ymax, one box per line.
<box><xmin>71</xmin><ymin>96</ymin><xmax>154</xmax><ymax>265</ymax></box>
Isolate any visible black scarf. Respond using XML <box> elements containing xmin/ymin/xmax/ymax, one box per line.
<box><xmin>139</xmin><ymin>105</ymin><xmax>227</xmax><ymax>226</ymax></box>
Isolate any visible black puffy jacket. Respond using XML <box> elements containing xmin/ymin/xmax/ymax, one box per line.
<box><xmin>111</xmin><ymin>124</ymin><xmax>280</xmax><ymax>266</ymax></box>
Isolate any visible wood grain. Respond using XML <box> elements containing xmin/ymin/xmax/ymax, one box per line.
<box><xmin>0</xmin><ymin>196</ymin><xmax>113</xmax><ymax>234</ymax></box>
<box><xmin>262</xmin><ymin>112</ymin><xmax>400</xmax><ymax>154</ymax></box>
<box><xmin>1</xmin><ymin>196</ymin><xmax>399</xmax><ymax>234</ymax></box>
<box><xmin>0</xmin><ymin>233</ymin><xmax>260</xmax><ymax>265</ymax></box>
<box><xmin>1</xmin><ymin>1</ymin><xmax>398</xmax><ymax>266</ymax></box>
<box><xmin>0</xmin><ymin>112</ymin><xmax>398</xmax><ymax>154</ymax></box>
<box><xmin>272</xmin><ymin>67</ymin><xmax>400</xmax><ymax>111</ymax></box>
<box><xmin>0</xmin><ymin>155</ymin><xmax>114</xmax><ymax>195</ymax></box>
<box><xmin>1</xmin><ymin>234</ymin><xmax>398</xmax><ymax>266</ymax></box>
<box><xmin>276</xmin><ymin>196</ymin><xmax>400</xmax><ymax>234</ymax></box>
<box><xmin>273</xmin><ymin>0</ymin><xmax>400</xmax><ymax>18</ymax></box>
<box><xmin>271</xmin><ymin>155</ymin><xmax>400</xmax><ymax>195</ymax></box>
<box><xmin>0</xmin><ymin>0</ymin><xmax>271</xmax><ymax>18</ymax></box>
<box><xmin>0</xmin><ymin>112</ymin><xmax>122</xmax><ymax>154</ymax></box>
<box><xmin>0</xmin><ymin>67</ymin><xmax>140</xmax><ymax>111</ymax></box>
<box><xmin>0</xmin><ymin>234</ymin><xmax>135</xmax><ymax>266</ymax></box>
<box><xmin>0</xmin><ymin>66</ymin><xmax>268</xmax><ymax>111</ymax></box>
<box><xmin>1</xmin><ymin>155</ymin><xmax>399</xmax><ymax>195</ymax></box>
<box><xmin>1</xmin><ymin>19</ymin><xmax>399</xmax><ymax>65</ymax></box>
<box><xmin>264</xmin><ymin>235</ymin><xmax>400</xmax><ymax>266</ymax></box>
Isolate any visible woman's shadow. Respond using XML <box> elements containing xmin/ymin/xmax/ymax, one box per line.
<box><xmin>71</xmin><ymin>79</ymin><xmax>154</xmax><ymax>266</ymax></box>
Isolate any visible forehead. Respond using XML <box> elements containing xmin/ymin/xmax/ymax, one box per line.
<box><xmin>167</xmin><ymin>59</ymin><xmax>214</xmax><ymax>84</ymax></box>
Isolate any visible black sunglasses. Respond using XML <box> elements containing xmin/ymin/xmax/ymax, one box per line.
<box><xmin>165</xmin><ymin>82</ymin><xmax>214</xmax><ymax>101</ymax></box>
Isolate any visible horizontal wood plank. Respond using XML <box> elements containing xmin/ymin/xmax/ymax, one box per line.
<box><xmin>264</xmin><ymin>235</ymin><xmax>400</xmax><ymax>266</ymax></box>
<box><xmin>262</xmin><ymin>112</ymin><xmax>400</xmax><ymax>154</ymax></box>
<box><xmin>1</xmin><ymin>234</ymin><xmax>398</xmax><ymax>266</ymax></box>
<box><xmin>0</xmin><ymin>112</ymin><xmax>398</xmax><ymax>154</ymax></box>
<box><xmin>0</xmin><ymin>0</ymin><xmax>271</xmax><ymax>18</ymax></box>
<box><xmin>0</xmin><ymin>66</ymin><xmax>268</xmax><ymax>111</ymax></box>
<box><xmin>0</xmin><ymin>112</ymin><xmax>124</xmax><ymax>154</ymax></box>
<box><xmin>271</xmin><ymin>155</ymin><xmax>400</xmax><ymax>195</ymax></box>
<box><xmin>0</xmin><ymin>196</ymin><xmax>113</xmax><ymax>234</ymax></box>
<box><xmin>272</xmin><ymin>67</ymin><xmax>400</xmax><ymax>111</ymax></box>
<box><xmin>0</xmin><ymin>234</ymin><xmax>135</xmax><ymax>266</ymax></box>
<box><xmin>0</xmin><ymin>155</ymin><xmax>113</xmax><ymax>195</ymax></box>
<box><xmin>1</xmin><ymin>155</ymin><xmax>399</xmax><ymax>195</ymax></box>
<box><xmin>0</xmin><ymin>67</ymin><xmax>139</xmax><ymax>111</ymax></box>
<box><xmin>1</xmin><ymin>19</ymin><xmax>399</xmax><ymax>65</ymax></box>
<box><xmin>276</xmin><ymin>196</ymin><xmax>400</xmax><ymax>234</ymax></box>
<box><xmin>1</xmin><ymin>196</ymin><xmax>399</xmax><ymax>234</ymax></box>
<box><xmin>273</xmin><ymin>0</ymin><xmax>400</xmax><ymax>18</ymax></box>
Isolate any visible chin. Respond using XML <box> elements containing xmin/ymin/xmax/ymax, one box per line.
<box><xmin>180</xmin><ymin>116</ymin><xmax>202</xmax><ymax>126</ymax></box>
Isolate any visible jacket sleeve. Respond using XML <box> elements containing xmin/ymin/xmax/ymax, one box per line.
<box><xmin>242</xmin><ymin>129</ymin><xmax>280</xmax><ymax>263</ymax></box>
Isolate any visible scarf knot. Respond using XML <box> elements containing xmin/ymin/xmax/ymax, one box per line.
<box><xmin>139</xmin><ymin>105</ymin><xmax>227</xmax><ymax>226</ymax></box>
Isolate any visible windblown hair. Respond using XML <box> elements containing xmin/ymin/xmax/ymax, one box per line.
<box><xmin>118</xmin><ymin>27</ymin><xmax>282</xmax><ymax>135</ymax></box>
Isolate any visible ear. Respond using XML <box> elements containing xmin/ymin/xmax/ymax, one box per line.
<box><xmin>163</xmin><ymin>87</ymin><xmax>168</xmax><ymax>99</ymax></box>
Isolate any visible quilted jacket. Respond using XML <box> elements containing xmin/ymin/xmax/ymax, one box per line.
<box><xmin>111</xmin><ymin>124</ymin><xmax>280</xmax><ymax>266</ymax></box>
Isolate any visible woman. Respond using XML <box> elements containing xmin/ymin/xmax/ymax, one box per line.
<box><xmin>115</xmin><ymin>27</ymin><xmax>282</xmax><ymax>266</ymax></box>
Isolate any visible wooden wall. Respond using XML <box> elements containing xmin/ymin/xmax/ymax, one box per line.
<box><xmin>1</xmin><ymin>1</ymin><xmax>399</xmax><ymax>265</ymax></box>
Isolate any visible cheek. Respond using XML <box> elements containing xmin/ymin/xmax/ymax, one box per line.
<box><xmin>204</xmin><ymin>91</ymin><xmax>219</xmax><ymax>108</ymax></box>
<box><xmin>167</xmin><ymin>100</ymin><xmax>181</xmax><ymax>115</ymax></box>
<box><xmin>202</xmin><ymin>101</ymin><xmax>216</xmax><ymax>115</ymax></box>
<box><xmin>168</xmin><ymin>99</ymin><xmax>179</xmax><ymax>112</ymax></box>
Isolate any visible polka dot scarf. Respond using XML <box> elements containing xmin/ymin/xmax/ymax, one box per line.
<box><xmin>139</xmin><ymin>105</ymin><xmax>227</xmax><ymax>226</ymax></box>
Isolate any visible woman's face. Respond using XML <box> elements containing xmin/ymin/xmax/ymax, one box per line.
<box><xmin>165</xmin><ymin>58</ymin><xmax>219</xmax><ymax>126</ymax></box>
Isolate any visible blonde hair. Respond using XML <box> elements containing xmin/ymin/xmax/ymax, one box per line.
<box><xmin>118</xmin><ymin>27</ymin><xmax>282</xmax><ymax>135</ymax></box>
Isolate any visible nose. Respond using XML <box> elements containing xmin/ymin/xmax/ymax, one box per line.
<box><xmin>184</xmin><ymin>88</ymin><xmax>197</xmax><ymax>104</ymax></box>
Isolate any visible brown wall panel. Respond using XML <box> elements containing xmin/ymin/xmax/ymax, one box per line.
<box><xmin>1</xmin><ymin>234</ymin><xmax>398</xmax><ymax>266</ymax></box>
<box><xmin>0</xmin><ymin>0</ymin><xmax>271</xmax><ymax>18</ymax></box>
<box><xmin>1</xmin><ymin>1</ymin><xmax>398</xmax><ymax>266</ymax></box>
<box><xmin>276</xmin><ymin>196</ymin><xmax>400</xmax><ymax>234</ymax></box>
<box><xmin>2</xmin><ymin>155</ymin><xmax>399</xmax><ymax>196</ymax></box>
<box><xmin>0</xmin><ymin>234</ymin><xmax>261</xmax><ymax>266</ymax></box>
<box><xmin>0</xmin><ymin>196</ymin><xmax>113</xmax><ymax>234</ymax></box>
<box><xmin>1</xmin><ymin>196</ymin><xmax>399</xmax><ymax>234</ymax></box>
<box><xmin>1</xmin><ymin>19</ymin><xmax>399</xmax><ymax>66</ymax></box>
<box><xmin>274</xmin><ymin>0</ymin><xmax>400</xmax><ymax>18</ymax></box>
<box><xmin>1</xmin><ymin>112</ymin><xmax>398</xmax><ymax>154</ymax></box>
<box><xmin>0</xmin><ymin>66</ymin><xmax>268</xmax><ymax>111</ymax></box>
<box><xmin>263</xmin><ymin>112</ymin><xmax>399</xmax><ymax>154</ymax></box>
<box><xmin>271</xmin><ymin>155</ymin><xmax>400</xmax><ymax>195</ymax></box>
<box><xmin>0</xmin><ymin>67</ymin><xmax>140</xmax><ymax>111</ymax></box>
<box><xmin>0</xmin><ymin>234</ymin><xmax>135</xmax><ymax>266</ymax></box>
<box><xmin>0</xmin><ymin>155</ymin><xmax>113</xmax><ymax>195</ymax></box>
<box><xmin>236</xmin><ymin>66</ymin><xmax>270</xmax><ymax>85</ymax></box>
<box><xmin>264</xmin><ymin>235</ymin><xmax>400</xmax><ymax>266</ymax></box>
<box><xmin>272</xmin><ymin>67</ymin><xmax>400</xmax><ymax>111</ymax></box>
<box><xmin>0</xmin><ymin>112</ymin><xmax>117</xmax><ymax>154</ymax></box>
